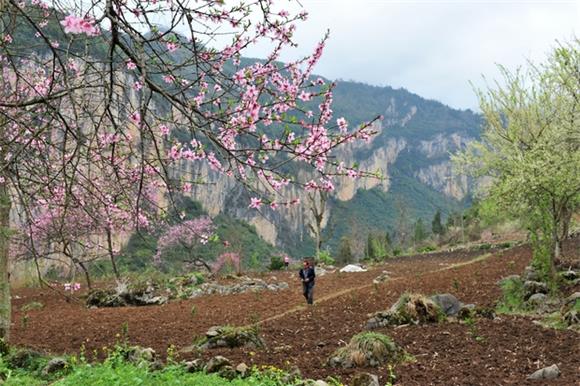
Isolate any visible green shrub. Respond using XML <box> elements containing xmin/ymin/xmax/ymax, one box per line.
<box><xmin>317</xmin><ymin>250</ymin><xmax>335</xmax><ymax>266</ymax></box>
<box><xmin>269</xmin><ymin>256</ymin><xmax>285</xmax><ymax>271</ymax></box>
<box><xmin>496</xmin><ymin>277</ymin><xmax>529</xmax><ymax>313</ymax></box>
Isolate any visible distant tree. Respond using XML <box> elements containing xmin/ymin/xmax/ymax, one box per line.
<box><xmin>307</xmin><ymin>189</ymin><xmax>330</xmax><ymax>261</ymax></box>
<box><xmin>336</xmin><ymin>236</ymin><xmax>353</xmax><ymax>264</ymax></box>
<box><xmin>394</xmin><ymin>197</ymin><xmax>412</xmax><ymax>248</ymax></box>
<box><xmin>431</xmin><ymin>210</ymin><xmax>445</xmax><ymax>236</ymax></box>
<box><xmin>413</xmin><ymin>218</ymin><xmax>428</xmax><ymax>245</ymax></box>
<box><xmin>454</xmin><ymin>40</ymin><xmax>580</xmax><ymax>278</ymax></box>
<box><xmin>154</xmin><ymin>217</ymin><xmax>216</xmax><ymax>272</ymax></box>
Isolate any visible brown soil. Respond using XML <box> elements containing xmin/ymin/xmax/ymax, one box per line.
<box><xmin>10</xmin><ymin>240</ymin><xmax>580</xmax><ymax>385</ymax></box>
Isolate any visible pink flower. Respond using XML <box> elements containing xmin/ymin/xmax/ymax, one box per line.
<box><xmin>130</xmin><ymin>111</ymin><xmax>141</xmax><ymax>125</ymax></box>
<box><xmin>60</xmin><ymin>15</ymin><xmax>100</xmax><ymax>36</ymax></box>
<box><xmin>159</xmin><ymin>124</ymin><xmax>170</xmax><ymax>136</ymax></box>
<box><xmin>249</xmin><ymin>197</ymin><xmax>262</xmax><ymax>209</ymax></box>
<box><xmin>166</xmin><ymin>42</ymin><xmax>178</xmax><ymax>52</ymax></box>
<box><xmin>163</xmin><ymin>75</ymin><xmax>175</xmax><ymax>84</ymax></box>
<box><xmin>3</xmin><ymin>35</ymin><xmax>12</xmax><ymax>44</ymax></box>
<box><xmin>133</xmin><ymin>81</ymin><xmax>143</xmax><ymax>90</ymax></box>
<box><xmin>126</xmin><ymin>61</ymin><xmax>137</xmax><ymax>70</ymax></box>
<box><xmin>270</xmin><ymin>202</ymin><xmax>279</xmax><ymax>210</ymax></box>
<box><xmin>337</xmin><ymin>117</ymin><xmax>348</xmax><ymax>133</ymax></box>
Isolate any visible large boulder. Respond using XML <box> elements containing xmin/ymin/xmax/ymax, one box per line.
<box><xmin>205</xmin><ymin>355</ymin><xmax>232</xmax><ymax>373</ymax></box>
<box><xmin>367</xmin><ymin>293</ymin><xmax>445</xmax><ymax>329</ymax></box>
<box><xmin>199</xmin><ymin>325</ymin><xmax>265</xmax><ymax>349</ymax></box>
<box><xmin>430</xmin><ymin>294</ymin><xmax>462</xmax><ymax>316</ymax></box>
<box><xmin>328</xmin><ymin>332</ymin><xmax>403</xmax><ymax>369</ymax></box>
<box><xmin>523</xmin><ymin>280</ymin><xmax>548</xmax><ymax>300</ymax></box>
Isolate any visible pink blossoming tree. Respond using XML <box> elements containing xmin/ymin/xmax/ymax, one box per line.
<box><xmin>0</xmin><ymin>0</ymin><xmax>380</xmax><ymax>340</ymax></box>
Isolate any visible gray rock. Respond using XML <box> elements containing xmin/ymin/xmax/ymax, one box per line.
<box><xmin>205</xmin><ymin>355</ymin><xmax>232</xmax><ymax>373</ymax></box>
<box><xmin>235</xmin><ymin>362</ymin><xmax>249</xmax><ymax>375</ymax></box>
<box><xmin>127</xmin><ymin>346</ymin><xmax>156</xmax><ymax>364</ymax></box>
<box><xmin>351</xmin><ymin>372</ymin><xmax>380</xmax><ymax>386</ymax></box>
<box><xmin>430</xmin><ymin>293</ymin><xmax>462</xmax><ymax>316</ymax></box>
<box><xmin>565</xmin><ymin>292</ymin><xmax>580</xmax><ymax>305</ymax></box>
<box><xmin>527</xmin><ymin>364</ymin><xmax>560</xmax><ymax>380</ymax></box>
<box><xmin>373</xmin><ymin>272</ymin><xmax>390</xmax><ymax>284</ymax></box>
<box><xmin>523</xmin><ymin>280</ymin><xmax>548</xmax><ymax>300</ymax></box>
<box><xmin>312</xmin><ymin>381</ymin><xmax>330</xmax><ymax>386</ymax></box>
<box><xmin>184</xmin><ymin>359</ymin><xmax>205</xmax><ymax>373</ymax></box>
<box><xmin>523</xmin><ymin>266</ymin><xmax>541</xmax><ymax>282</ymax></box>
<box><xmin>527</xmin><ymin>293</ymin><xmax>548</xmax><ymax>306</ymax></box>
<box><xmin>206</xmin><ymin>326</ymin><xmax>221</xmax><ymax>337</ymax></box>
<box><xmin>41</xmin><ymin>357</ymin><xmax>68</xmax><ymax>376</ymax></box>
<box><xmin>559</xmin><ymin>269</ymin><xmax>578</xmax><ymax>281</ymax></box>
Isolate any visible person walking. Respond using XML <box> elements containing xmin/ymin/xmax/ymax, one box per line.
<box><xmin>299</xmin><ymin>258</ymin><xmax>316</xmax><ymax>305</ymax></box>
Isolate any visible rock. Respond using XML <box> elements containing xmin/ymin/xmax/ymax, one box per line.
<box><xmin>205</xmin><ymin>355</ymin><xmax>232</xmax><ymax>373</ymax></box>
<box><xmin>340</xmin><ymin>264</ymin><xmax>367</xmax><ymax>273</ymax></box>
<box><xmin>523</xmin><ymin>280</ymin><xmax>548</xmax><ymax>300</ymax></box>
<box><xmin>184</xmin><ymin>359</ymin><xmax>205</xmax><ymax>373</ymax></box>
<box><xmin>127</xmin><ymin>346</ymin><xmax>156</xmax><ymax>364</ymax></box>
<box><xmin>351</xmin><ymin>372</ymin><xmax>380</xmax><ymax>386</ymax></box>
<box><xmin>430</xmin><ymin>294</ymin><xmax>462</xmax><ymax>316</ymax></box>
<box><xmin>312</xmin><ymin>381</ymin><xmax>329</xmax><ymax>386</ymax></box>
<box><xmin>373</xmin><ymin>271</ymin><xmax>390</xmax><ymax>284</ymax></box>
<box><xmin>527</xmin><ymin>293</ymin><xmax>548</xmax><ymax>306</ymax></box>
<box><xmin>527</xmin><ymin>364</ymin><xmax>560</xmax><ymax>380</ymax></box>
<box><xmin>522</xmin><ymin>266</ymin><xmax>541</xmax><ymax>282</ymax></box>
<box><xmin>563</xmin><ymin>309</ymin><xmax>579</xmax><ymax>326</ymax></box>
<box><xmin>41</xmin><ymin>357</ymin><xmax>68</xmax><ymax>376</ymax></box>
<box><xmin>281</xmin><ymin>366</ymin><xmax>302</xmax><ymax>384</ymax></box>
<box><xmin>564</xmin><ymin>292</ymin><xmax>580</xmax><ymax>306</ymax></box>
<box><xmin>206</xmin><ymin>326</ymin><xmax>221</xmax><ymax>337</ymax></box>
<box><xmin>235</xmin><ymin>362</ymin><xmax>249</xmax><ymax>377</ymax></box>
<box><xmin>558</xmin><ymin>269</ymin><xmax>578</xmax><ymax>281</ymax></box>
<box><xmin>218</xmin><ymin>365</ymin><xmax>237</xmax><ymax>380</ymax></box>
<box><xmin>200</xmin><ymin>325</ymin><xmax>265</xmax><ymax>349</ymax></box>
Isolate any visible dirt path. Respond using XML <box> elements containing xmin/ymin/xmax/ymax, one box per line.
<box><xmin>10</xmin><ymin>240</ymin><xmax>580</xmax><ymax>385</ymax></box>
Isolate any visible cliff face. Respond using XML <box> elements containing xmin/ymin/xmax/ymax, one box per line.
<box><xmin>182</xmin><ymin>80</ymin><xmax>481</xmax><ymax>255</ymax></box>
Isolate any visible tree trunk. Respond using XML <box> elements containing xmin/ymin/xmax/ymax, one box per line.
<box><xmin>0</xmin><ymin>180</ymin><xmax>11</xmax><ymax>340</ymax></box>
<box><xmin>106</xmin><ymin>229</ymin><xmax>120</xmax><ymax>280</ymax></box>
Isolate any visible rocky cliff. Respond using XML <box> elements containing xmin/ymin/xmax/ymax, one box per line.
<box><xmin>182</xmin><ymin>81</ymin><xmax>481</xmax><ymax>256</ymax></box>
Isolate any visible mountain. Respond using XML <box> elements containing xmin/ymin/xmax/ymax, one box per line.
<box><xmin>186</xmin><ymin>80</ymin><xmax>482</xmax><ymax>257</ymax></box>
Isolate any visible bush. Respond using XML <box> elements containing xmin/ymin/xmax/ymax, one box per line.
<box><xmin>269</xmin><ymin>256</ymin><xmax>285</xmax><ymax>271</ymax></box>
<box><xmin>417</xmin><ymin>245</ymin><xmax>437</xmax><ymax>253</ymax></box>
<box><xmin>496</xmin><ymin>276</ymin><xmax>529</xmax><ymax>313</ymax></box>
<box><xmin>317</xmin><ymin>250</ymin><xmax>335</xmax><ymax>266</ymax></box>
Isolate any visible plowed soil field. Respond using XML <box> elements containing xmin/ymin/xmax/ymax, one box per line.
<box><xmin>10</xmin><ymin>239</ymin><xmax>580</xmax><ymax>385</ymax></box>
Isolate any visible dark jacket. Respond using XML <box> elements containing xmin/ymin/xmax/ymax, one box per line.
<box><xmin>299</xmin><ymin>266</ymin><xmax>316</xmax><ymax>284</ymax></box>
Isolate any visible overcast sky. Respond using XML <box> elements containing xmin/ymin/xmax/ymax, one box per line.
<box><xmin>243</xmin><ymin>0</ymin><xmax>578</xmax><ymax>111</ymax></box>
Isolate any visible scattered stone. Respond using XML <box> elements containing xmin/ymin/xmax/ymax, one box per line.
<box><xmin>312</xmin><ymin>380</ymin><xmax>329</xmax><ymax>386</ymax></box>
<box><xmin>328</xmin><ymin>332</ymin><xmax>402</xmax><ymax>368</ymax></box>
<box><xmin>218</xmin><ymin>365</ymin><xmax>237</xmax><ymax>380</ymax></box>
<box><xmin>86</xmin><ymin>288</ymin><xmax>168</xmax><ymax>308</ymax></box>
<box><xmin>558</xmin><ymin>269</ymin><xmax>578</xmax><ymax>281</ymax></box>
<box><xmin>522</xmin><ymin>266</ymin><xmax>541</xmax><ymax>282</ymax></box>
<box><xmin>367</xmin><ymin>293</ymin><xmax>444</xmax><ymax>329</ymax></box>
<box><xmin>527</xmin><ymin>364</ymin><xmax>560</xmax><ymax>380</ymax></box>
<box><xmin>189</xmin><ymin>278</ymin><xmax>289</xmax><ymax>298</ymax></box>
<box><xmin>205</xmin><ymin>355</ymin><xmax>231</xmax><ymax>373</ymax></box>
<box><xmin>351</xmin><ymin>372</ymin><xmax>380</xmax><ymax>386</ymax></box>
<box><xmin>340</xmin><ymin>264</ymin><xmax>367</xmax><ymax>273</ymax></box>
<box><xmin>273</xmin><ymin>344</ymin><xmax>292</xmax><ymax>353</ymax></box>
<box><xmin>127</xmin><ymin>346</ymin><xmax>156</xmax><ymax>365</ymax></box>
<box><xmin>430</xmin><ymin>294</ymin><xmax>462</xmax><ymax>316</ymax></box>
<box><xmin>198</xmin><ymin>325</ymin><xmax>265</xmax><ymax>349</ymax></box>
<box><xmin>281</xmin><ymin>366</ymin><xmax>302</xmax><ymax>384</ymax></box>
<box><xmin>523</xmin><ymin>280</ymin><xmax>548</xmax><ymax>300</ymax></box>
<box><xmin>41</xmin><ymin>357</ymin><xmax>68</xmax><ymax>376</ymax></box>
<box><xmin>184</xmin><ymin>359</ymin><xmax>205</xmax><ymax>373</ymax></box>
<box><xmin>527</xmin><ymin>293</ymin><xmax>548</xmax><ymax>306</ymax></box>
<box><xmin>373</xmin><ymin>271</ymin><xmax>390</xmax><ymax>284</ymax></box>
<box><xmin>235</xmin><ymin>362</ymin><xmax>249</xmax><ymax>377</ymax></box>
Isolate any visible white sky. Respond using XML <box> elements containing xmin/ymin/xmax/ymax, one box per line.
<box><xmin>242</xmin><ymin>0</ymin><xmax>579</xmax><ymax>110</ymax></box>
